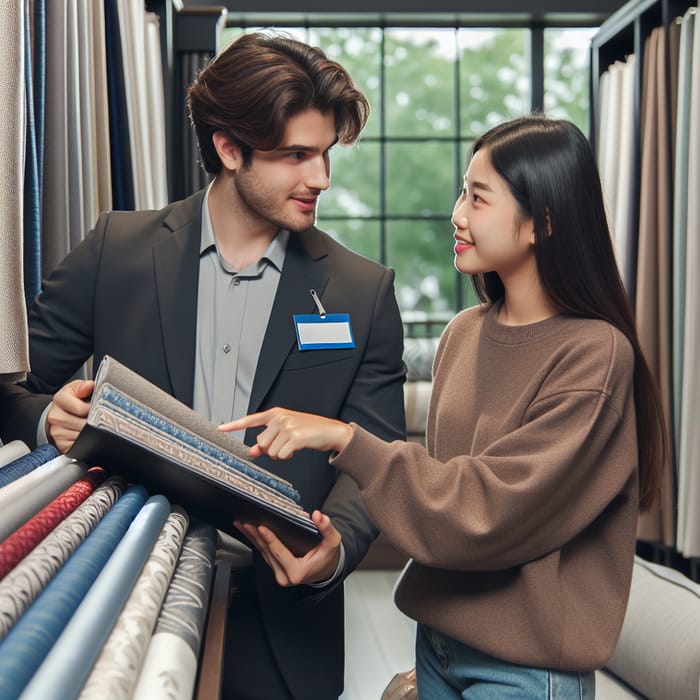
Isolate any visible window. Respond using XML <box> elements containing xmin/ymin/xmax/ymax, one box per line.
<box><xmin>220</xmin><ymin>21</ymin><xmax>594</xmax><ymax>323</ymax></box>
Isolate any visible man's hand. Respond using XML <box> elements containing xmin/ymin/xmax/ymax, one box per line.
<box><xmin>235</xmin><ymin>510</ymin><xmax>342</xmax><ymax>587</ymax></box>
<box><xmin>46</xmin><ymin>379</ymin><xmax>95</xmax><ymax>453</ymax></box>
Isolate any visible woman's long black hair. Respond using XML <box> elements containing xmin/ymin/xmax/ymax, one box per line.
<box><xmin>470</xmin><ymin>115</ymin><xmax>665</xmax><ymax>511</ymax></box>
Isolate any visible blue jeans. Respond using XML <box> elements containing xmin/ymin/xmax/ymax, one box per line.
<box><xmin>416</xmin><ymin>624</ymin><xmax>595</xmax><ymax>699</ymax></box>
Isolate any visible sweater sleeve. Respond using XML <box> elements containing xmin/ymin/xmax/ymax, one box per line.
<box><xmin>332</xmin><ymin>326</ymin><xmax>638</xmax><ymax>572</ymax></box>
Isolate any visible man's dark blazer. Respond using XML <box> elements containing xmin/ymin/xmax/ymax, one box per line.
<box><xmin>0</xmin><ymin>189</ymin><xmax>406</xmax><ymax>699</ymax></box>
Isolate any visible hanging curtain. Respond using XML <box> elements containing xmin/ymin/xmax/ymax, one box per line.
<box><xmin>635</xmin><ymin>26</ymin><xmax>675</xmax><ymax>548</ymax></box>
<box><xmin>0</xmin><ymin>0</ymin><xmax>29</xmax><ymax>385</ymax></box>
<box><xmin>678</xmin><ymin>7</ymin><xmax>700</xmax><ymax>559</ymax></box>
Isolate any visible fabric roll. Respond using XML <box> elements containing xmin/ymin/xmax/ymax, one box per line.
<box><xmin>678</xmin><ymin>8</ymin><xmax>700</xmax><ymax>558</ymax></box>
<box><xmin>21</xmin><ymin>494</ymin><xmax>170</xmax><ymax>700</ymax></box>
<box><xmin>132</xmin><ymin>520</ymin><xmax>218</xmax><ymax>700</ymax></box>
<box><xmin>23</xmin><ymin>0</ymin><xmax>41</xmax><ymax>308</ymax></box>
<box><xmin>0</xmin><ymin>485</ymin><xmax>147</xmax><ymax>700</ymax></box>
<box><xmin>674</xmin><ymin>8</ymin><xmax>696</xmax><ymax>551</ymax></box>
<box><xmin>0</xmin><ymin>476</ymin><xmax>126</xmax><ymax>641</ymax></box>
<box><xmin>41</xmin><ymin>1</ymin><xmax>71</xmax><ymax>276</ymax></box>
<box><xmin>0</xmin><ymin>443</ymin><xmax>59</xmax><ymax>488</ymax></box>
<box><xmin>78</xmin><ymin>505</ymin><xmax>189</xmax><ymax>700</ymax></box>
<box><xmin>635</xmin><ymin>26</ymin><xmax>675</xmax><ymax>547</ymax></box>
<box><xmin>0</xmin><ymin>467</ymin><xmax>106</xmax><ymax>579</ymax></box>
<box><xmin>0</xmin><ymin>440</ymin><xmax>30</xmax><ymax>468</ymax></box>
<box><xmin>0</xmin><ymin>0</ymin><xmax>29</xmax><ymax>383</ymax></box>
<box><xmin>0</xmin><ymin>456</ymin><xmax>87</xmax><ymax>542</ymax></box>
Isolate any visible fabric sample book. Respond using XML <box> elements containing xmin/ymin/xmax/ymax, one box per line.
<box><xmin>68</xmin><ymin>355</ymin><xmax>321</xmax><ymax>555</ymax></box>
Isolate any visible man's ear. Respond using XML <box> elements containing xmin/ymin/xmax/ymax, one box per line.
<box><xmin>212</xmin><ymin>131</ymin><xmax>243</xmax><ymax>171</ymax></box>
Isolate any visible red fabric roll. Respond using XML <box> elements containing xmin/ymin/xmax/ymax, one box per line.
<box><xmin>0</xmin><ymin>467</ymin><xmax>106</xmax><ymax>579</ymax></box>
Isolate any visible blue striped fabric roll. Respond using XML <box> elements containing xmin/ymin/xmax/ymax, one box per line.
<box><xmin>0</xmin><ymin>443</ymin><xmax>59</xmax><ymax>488</ymax></box>
<box><xmin>20</xmin><ymin>494</ymin><xmax>171</xmax><ymax>700</ymax></box>
<box><xmin>0</xmin><ymin>485</ymin><xmax>148</xmax><ymax>700</ymax></box>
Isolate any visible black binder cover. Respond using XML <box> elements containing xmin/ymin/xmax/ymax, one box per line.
<box><xmin>68</xmin><ymin>357</ymin><xmax>322</xmax><ymax>557</ymax></box>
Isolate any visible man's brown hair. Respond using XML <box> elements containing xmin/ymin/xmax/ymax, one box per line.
<box><xmin>187</xmin><ymin>32</ymin><xmax>370</xmax><ymax>173</ymax></box>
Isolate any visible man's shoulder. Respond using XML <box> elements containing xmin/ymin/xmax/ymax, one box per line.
<box><xmin>307</xmin><ymin>226</ymin><xmax>388</xmax><ymax>273</ymax></box>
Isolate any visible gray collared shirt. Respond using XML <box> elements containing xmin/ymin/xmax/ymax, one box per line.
<box><xmin>192</xmin><ymin>187</ymin><xmax>289</xmax><ymax>440</ymax></box>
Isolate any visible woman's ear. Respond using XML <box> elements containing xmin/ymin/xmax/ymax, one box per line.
<box><xmin>212</xmin><ymin>131</ymin><xmax>243</xmax><ymax>171</ymax></box>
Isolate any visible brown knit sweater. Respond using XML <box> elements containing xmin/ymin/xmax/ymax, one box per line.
<box><xmin>333</xmin><ymin>302</ymin><xmax>639</xmax><ymax>671</ymax></box>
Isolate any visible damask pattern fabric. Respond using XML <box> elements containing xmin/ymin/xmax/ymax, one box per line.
<box><xmin>0</xmin><ymin>466</ymin><xmax>105</xmax><ymax>578</ymax></box>
<box><xmin>0</xmin><ymin>485</ymin><xmax>147</xmax><ymax>700</ymax></box>
<box><xmin>0</xmin><ymin>475</ymin><xmax>126</xmax><ymax>641</ymax></box>
<box><xmin>78</xmin><ymin>505</ymin><xmax>189</xmax><ymax>700</ymax></box>
<box><xmin>20</xmin><ymin>494</ymin><xmax>170</xmax><ymax>700</ymax></box>
<box><xmin>132</xmin><ymin>520</ymin><xmax>218</xmax><ymax>700</ymax></box>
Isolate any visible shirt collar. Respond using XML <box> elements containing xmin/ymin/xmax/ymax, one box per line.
<box><xmin>200</xmin><ymin>184</ymin><xmax>289</xmax><ymax>273</ymax></box>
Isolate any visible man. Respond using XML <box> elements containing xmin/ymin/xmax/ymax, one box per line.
<box><xmin>0</xmin><ymin>32</ymin><xmax>406</xmax><ymax>700</ymax></box>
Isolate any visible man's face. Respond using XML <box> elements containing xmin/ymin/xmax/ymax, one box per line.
<box><xmin>233</xmin><ymin>109</ymin><xmax>337</xmax><ymax>234</ymax></box>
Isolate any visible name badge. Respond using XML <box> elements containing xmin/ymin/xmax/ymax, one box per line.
<box><xmin>294</xmin><ymin>313</ymin><xmax>355</xmax><ymax>350</ymax></box>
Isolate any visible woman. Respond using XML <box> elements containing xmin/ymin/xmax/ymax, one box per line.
<box><xmin>221</xmin><ymin>115</ymin><xmax>666</xmax><ymax>699</ymax></box>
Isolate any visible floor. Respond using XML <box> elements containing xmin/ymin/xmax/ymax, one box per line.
<box><xmin>340</xmin><ymin>569</ymin><xmax>416</xmax><ymax>700</ymax></box>
<box><xmin>339</xmin><ymin>570</ymin><xmax>641</xmax><ymax>700</ymax></box>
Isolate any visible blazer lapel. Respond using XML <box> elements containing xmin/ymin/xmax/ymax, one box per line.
<box><xmin>152</xmin><ymin>191</ymin><xmax>205</xmax><ymax>406</ymax></box>
<box><xmin>248</xmin><ymin>229</ymin><xmax>329</xmax><ymax>413</ymax></box>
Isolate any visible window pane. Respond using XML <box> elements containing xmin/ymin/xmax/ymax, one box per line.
<box><xmin>309</xmin><ymin>27</ymin><xmax>382</xmax><ymax>139</ymax></box>
<box><xmin>458</xmin><ymin>28</ymin><xmax>530</xmax><ymax>138</ymax></box>
<box><xmin>386</xmin><ymin>220</ymin><xmax>456</xmax><ymax>315</ymax></box>
<box><xmin>544</xmin><ymin>28</ymin><xmax>596</xmax><ymax>135</ymax></box>
<box><xmin>385</xmin><ymin>28</ymin><xmax>457</xmax><ymax>138</ymax></box>
<box><xmin>319</xmin><ymin>219</ymin><xmax>381</xmax><ymax>262</ymax></box>
<box><xmin>386</xmin><ymin>142</ymin><xmax>457</xmax><ymax>216</ymax></box>
<box><xmin>319</xmin><ymin>141</ymin><xmax>380</xmax><ymax>218</ymax></box>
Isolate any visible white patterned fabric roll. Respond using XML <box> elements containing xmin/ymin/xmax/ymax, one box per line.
<box><xmin>78</xmin><ymin>505</ymin><xmax>190</xmax><ymax>700</ymax></box>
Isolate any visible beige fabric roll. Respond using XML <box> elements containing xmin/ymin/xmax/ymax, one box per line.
<box><xmin>0</xmin><ymin>0</ymin><xmax>29</xmax><ymax>383</ymax></box>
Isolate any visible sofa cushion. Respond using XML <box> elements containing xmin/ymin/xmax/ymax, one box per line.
<box><xmin>604</xmin><ymin>556</ymin><xmax>700</xmax><ymax>700</ymax></box>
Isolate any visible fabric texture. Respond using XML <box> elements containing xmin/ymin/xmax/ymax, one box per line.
<box><xmin>132</xmin><ymin>519</ymin><xmax>217</xmax><ymax>700</ymax></box>
<box><xmin>0</xmin><ymin>0</ymin><xmax>29</xmax><ymax>383</ymax></box>
<box><xmin>0</xmin><ymin>443</ymin><xmax>59</xmax><ymax>488</ymax></box>
<box><xmin>78</xmin><ymin>505</ymin><xmax>189</xmax><ymax>700</ymax></box>
<box><xmin>0</xmin><ymin>440</ymin><xmax>29</xmax><ymax>467</ymax></box>
<box><xmin>0</xmin><ymin>485</ymin><xmax>147</xmax><ymax>700</ymax></box>
<box><xmin>334</xmin><ymin>303</ymin><xmax>639</xmax><ymax>672</ymax></box>
<box><xmin>20</xmin><ymin>494</ymin><xmax>170</xmax><ymax>700</ymax></box>
<box><xmin>0</xmin><ymin>475</ymin><xmax>126</xmax><ymax>641</ymax></box>
<box><xmin>0</xmin><ymin>465</ymin><xmax>105</xmax><ymax>578</ymax></box>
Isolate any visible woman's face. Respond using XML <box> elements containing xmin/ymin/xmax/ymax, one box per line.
<box><xmin>451</xmin><ymin>147</ymin><xmax>535</xmax><ymax>279</ymax></box>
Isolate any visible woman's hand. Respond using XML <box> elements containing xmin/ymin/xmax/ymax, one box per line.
<box><xmin>218</xmin><ymin>407</ymin><xmax>353</xmax><ymax>459</ymax></box>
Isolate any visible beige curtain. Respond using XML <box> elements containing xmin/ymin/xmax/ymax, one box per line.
<box><xmin>0</xmin><ymin>0</ymin><xmax>29</xmax><ymax>385</ymax></box>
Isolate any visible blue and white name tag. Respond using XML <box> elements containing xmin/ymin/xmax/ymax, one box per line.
<box><xmin>293</xmin><ymin>313</ymin><xmax>355</xmax><ymax>350</ymax></box>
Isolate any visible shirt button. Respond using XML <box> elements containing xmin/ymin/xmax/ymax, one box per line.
<box><xmin>233</xmin><ymin>278</ymin><xmax>241</xmax><ymax>286</ymax></box>
<box><xmin>223</xmin><ymin>343</ymin><xmax>231</xmax><ymax>353</ymax></box>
